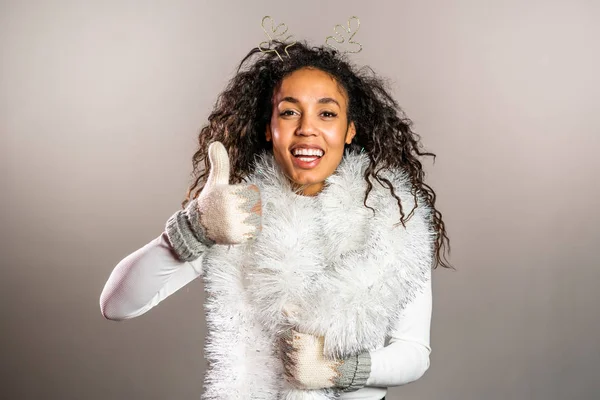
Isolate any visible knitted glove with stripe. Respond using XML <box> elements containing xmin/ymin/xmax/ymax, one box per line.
<box><xmin>279</xmin><ymin>329</ymin><xmax>371</xmax><ymax>392</ymax></box>
<box><xmin>166</xmin><ymin>141</ymin><xmax>262</xmax><ymax>260</ymax></box>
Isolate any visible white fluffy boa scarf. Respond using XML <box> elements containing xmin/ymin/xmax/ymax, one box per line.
<box><xmin>201</xmin><ymin>152</ymin><xmax>435</xmax><ymax>399</ymax></box>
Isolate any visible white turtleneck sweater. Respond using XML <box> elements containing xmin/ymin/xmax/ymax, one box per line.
<box><xmin>100</xmin><ymin>232</ymin><xmax>432</xmax><ymax>399</ymax></box>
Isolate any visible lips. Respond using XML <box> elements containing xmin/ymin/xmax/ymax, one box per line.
<box><xmin>291</xmin><ymin>148</ymin><xmax>324</xmax><ymax>157</ymax></box>
<box><xmin>290</xmin><ymin>144</ymin><xmax>325</xmax><ymax>156</ymax></box>
<box><xmin>289</xmin><ymin>144</ymin><xmax>325</xmax><ymax>169</ymax></box>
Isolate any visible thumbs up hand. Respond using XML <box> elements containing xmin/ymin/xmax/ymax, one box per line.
<box><xmin>196</xmin><ymin>141</ymin><xmax>262</xmax><ymax>245</ymax></box>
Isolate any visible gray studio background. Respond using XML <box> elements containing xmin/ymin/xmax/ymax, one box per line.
<box><xmin>1</xmin><ymin>1</ymin><xmax>599</xmax><ymax>399</ymax></box>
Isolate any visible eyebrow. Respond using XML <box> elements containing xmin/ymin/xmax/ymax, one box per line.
<box><xmin>279</xmin><ymin>96</ymin><xmax>340</xmax><ymax>107</ymax></box>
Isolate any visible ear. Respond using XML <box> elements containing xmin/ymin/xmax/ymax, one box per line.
<box><xmin>265</xmin><ymin>123</ymin><xmax>272</xmax><ymax>142</ymax></box>
<box><xmin>345</xmin><ymin>121</ymin><xmax>356</xmax><ymax>144</ymax></box>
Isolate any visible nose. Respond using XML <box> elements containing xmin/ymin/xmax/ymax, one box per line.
<box><xmin>296</xmin><ymin>114</ymin><xmax>318</xmax><ymax>137</ymax></box>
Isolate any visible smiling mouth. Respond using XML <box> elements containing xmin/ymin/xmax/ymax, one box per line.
<box><xmin>290</xmin><ymin>147</ymin><xmax>324</xmax><ymax>162</ymax></box>
<box><xmin>289</xmin><ymin>146</ymin><xmax>324</xmax><ymax>169</ymax></box>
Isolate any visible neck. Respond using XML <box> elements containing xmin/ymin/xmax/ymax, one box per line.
<box><xmin>293</xmin><ymin>181</ymin><xmax>324</xmax><ymax>196</ymax></box>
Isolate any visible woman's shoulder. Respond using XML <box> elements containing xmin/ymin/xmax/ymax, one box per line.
<box><xmin>347</xmin><ymin>153</ymin><xmax>433</xmax><ymax>224</ymax></box>
<box><xmin>340</xmin><ymin>152</ymin><xmax>421</xmax><ymax>203</ymax></box>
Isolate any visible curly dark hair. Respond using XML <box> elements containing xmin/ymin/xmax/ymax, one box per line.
<box><xmin>185</xmin><ymin>41</ymin><xmax>451</xmax><ymax>269</ymax></box>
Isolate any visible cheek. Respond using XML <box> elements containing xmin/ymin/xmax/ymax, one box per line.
<box><xmin>324</xmin><ymin>126</ymin><xmax>349</xmax><ymax>150</ymax></box>
<box><xmin>270</xmin><ymin>121</ymin><xmax>301</xmax><ymax>158</ymax></box>
<box><xmin>270</xmin><ymin>120</ymin><xmax>292</xmax><ymax>141</ymax></box>
<box><xmin>270</xmin><ymin>132</ymin><xmax>293</xmax><ymax>167</ymax></box>
<box><xmin>271</xmin><ymin>134</ymin><xmax>290</xmax><ymax>156</ymax></box>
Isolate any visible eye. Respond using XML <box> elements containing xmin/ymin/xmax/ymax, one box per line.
<box><xmin>279</xmin><ymin>110</ymin><xmax>298</xmax><ymax>117</ymax></box>
<box><xmin>321</xmin><ymin>111</ymin><xmax>338</xmax><ymax>118</ymax></box>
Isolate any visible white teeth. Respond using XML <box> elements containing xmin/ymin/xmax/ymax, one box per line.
<box><xmin>292</xmin><ymin>148</ymin><xmax>324</xmax><ymax>157</ymax></box>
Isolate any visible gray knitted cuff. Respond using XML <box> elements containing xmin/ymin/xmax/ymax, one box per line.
<box><xmin>335</xmin><ymin>352</ymin><xmax>372</xmax><ymax>392</ymax></box>
<box><xmin>183</xmin><ymin>199</ymin><xmax>216</xmax><ymax>247</ymax></box>
<box><xmin>165</xmin><ymin>200</ymin><xmax>214</xmax><ymax>262</ymax></box>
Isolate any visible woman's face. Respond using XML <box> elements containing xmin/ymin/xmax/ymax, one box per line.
<box><xmin>266</xmin><ymin>67</ymin><xmax>356</xmax><ymax>196</ymax></box>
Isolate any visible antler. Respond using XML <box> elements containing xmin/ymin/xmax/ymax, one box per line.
<box><xmin>258</xmin><ymin>16</ymin><xmax>297</xmax><ymax>61</ymax></box>
<box><xmin>325</xmin><ymin>16</ymin><xmax>362</xmax><ymax>54</ymax></box>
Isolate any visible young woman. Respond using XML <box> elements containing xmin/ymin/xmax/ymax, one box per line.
<box><xmin>100</xmin><ymin>41</ymin><xmax>451</xmax><ymax>400</ymax></box>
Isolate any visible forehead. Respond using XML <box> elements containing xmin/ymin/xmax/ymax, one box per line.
<box><xmin>275</xmin><ymin>68</ymin><xmax>348</xmax><ymax>104</ymax></box>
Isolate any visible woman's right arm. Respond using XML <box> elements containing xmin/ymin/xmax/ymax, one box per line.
<box><xmin>99</xmin><ymin>201</ymin><xmax>212</xmax><ymax>321</ymax></box>
<box><xmin>99</xmin><ymin>232</ymin><xmax>204</xmax><ymax>321</ymax></box>
<box><xmin>100</xmin><ymin>142</ymin><xmax>262</xmax><ymax>321</ymax></box>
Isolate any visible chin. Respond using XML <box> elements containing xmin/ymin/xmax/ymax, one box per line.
<box><xmin>291</xmin><ymin>177</ymin><xmax>319</xmax><ymax>188</ymax></box>
<box><xmin>290</xmin><ymin>170</ymin><xmax>325</xmax><ymax>184</ymax></box>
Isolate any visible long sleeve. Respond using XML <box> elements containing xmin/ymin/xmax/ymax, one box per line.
<box><xmin>99</xmin><ymin>232</ymin><xmax>204</xmax><ymax>321</ymax></box>
<box><xmin>366</xmin><ymin>268</ymin><xmax>433</xmax><ymax>387</ymax></box>
<box><xmin>100</xmin><ymin>200</ymin><xmax>214</xmax><ymax>320</ymax></box>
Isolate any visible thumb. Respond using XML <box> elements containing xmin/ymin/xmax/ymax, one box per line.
<box><xmin>206</xmin><ymin>141</ymin><xmax>231</xmax><ymax>187</ymax></box>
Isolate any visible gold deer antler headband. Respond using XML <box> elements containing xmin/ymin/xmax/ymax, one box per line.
<box><xmin>257</xmin><ymin>16</ymin><xmax>363</xmax><ymax>59</ymax></box>
<box><xmin>325</xmin><ymin>16</ymin><xmax>362</xmax><ymax>54</ymax></box>
<box><xmin>257</xmin><ymin>16</ymin><xmax>297</xmax><ymax>61</ymax></box>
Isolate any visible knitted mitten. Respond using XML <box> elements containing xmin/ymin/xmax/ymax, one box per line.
<box><xmin>196</xmin><ymin>141</ymin><xmax>262</xmax><ymax>245</ymax></box>
<box><xmin>279</xmin><ymin>329</ymin><xmax>371</xmax><ymax>392</ymax></box>
<box><xmin>165</xmin><ymin>141</ymin><xmax>261</xmax><ymax>261</ymax></box>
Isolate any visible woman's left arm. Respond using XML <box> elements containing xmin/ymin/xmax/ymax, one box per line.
<box><xmin>280</xmin><ymin>269</ymin><xmax>432</xmax><ymax>391</ymax></box>
<box><xmin>335</xmin><ymin>268</ymin><xmax>432</xmax><ymax>390</ymax></box>
<box><xmin>366</xmin><ymin>267</ymin><xmax>432</xmax><ymax>387</ymax></box>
